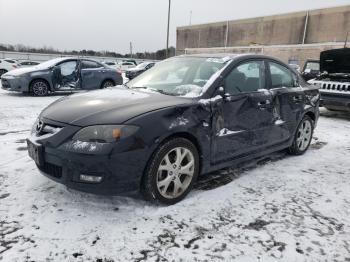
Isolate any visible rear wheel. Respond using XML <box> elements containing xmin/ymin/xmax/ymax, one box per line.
<box><xmin>141</xmin><ymin>137</ymin><xmax>199</xmax><ymax>205</ymax></box>
<box><xmin>288</xmin><ymin>115</ymin><xmax>314</xmax><ymax>155</ymax></box>
<box><xmin>0</xmin><ymin>69</ymin><xmax>7</xmax><ymax>77</ymax></box>
<box><xmin>30</xmin><ymin>80</ymin><xmax>49</xmax><ymax>96</ymax></box>
<box><xmin>101</xmin><ymin>80</ymin><xmax>115</xmax><ymax>89</ymax></box>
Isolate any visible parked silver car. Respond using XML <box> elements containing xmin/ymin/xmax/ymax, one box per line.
<box><xmin>1</xmin><ymin>57</ymin><xmax>123</xmax><ymax>96</ymax></box>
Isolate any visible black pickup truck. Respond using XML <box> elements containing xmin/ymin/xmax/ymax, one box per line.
<box><xmin>309</xmin><ymin>48</ymin><xmax>350</xmax><ymax>112</ymax></box>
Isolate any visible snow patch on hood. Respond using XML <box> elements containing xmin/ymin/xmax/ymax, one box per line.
<box><xmin>175</xmin><ymin>85</ymin><xmax>202</xmax><ymax>98</ymax></box>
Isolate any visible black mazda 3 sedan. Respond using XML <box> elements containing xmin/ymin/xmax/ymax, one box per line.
<box><xmin>27</xmin><ymin>54</ymin><xmax>320</xmax><ymax>204</ymax></box>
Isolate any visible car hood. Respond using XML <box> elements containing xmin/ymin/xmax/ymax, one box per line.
<box><xmin>4</xmin><ymin>66</ymin><xmax>42</xmax><ymax>76</ymax></box>
<box><xmin>320</xmin><ymin>48</ymin><xmax>350</xmax><ymax>74</ymax></box>
<box><xmin>41</xmin><ymin>87</ymin><xmax>192</xmax><ymax>126</ymax></box>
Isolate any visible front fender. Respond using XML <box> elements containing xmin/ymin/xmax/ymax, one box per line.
<box><xmin>126</xmin><ymin>103</ymin><xmax>212</xmax><ymax>173</ymax></box>
<box><xmin>28</xmin><ymin>70</ymin><xmax>53</xmax><ymax>90</ymax></box>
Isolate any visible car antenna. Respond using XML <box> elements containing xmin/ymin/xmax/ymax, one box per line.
<box><xmin>344</xmin><ymin>31</ymin><xmax>349</xmax><ymax>48</ymax></box>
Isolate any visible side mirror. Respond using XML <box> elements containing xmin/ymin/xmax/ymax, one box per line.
<box><xmin>293</xmin><ymin>77</ymin><xmax>300</xmax><ymax>87</ymax></box>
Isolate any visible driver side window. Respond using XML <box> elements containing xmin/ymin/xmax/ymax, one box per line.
<box><xmin>58</xmin><ymin>61</ymin><xmax>78</xmax><ymax>76</ymax></box>
<box><xmin>224</xmin><ymin>60</ymin><xmax>266</xmax><ymax>95</ymax></box>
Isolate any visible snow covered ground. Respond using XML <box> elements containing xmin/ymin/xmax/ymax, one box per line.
<box><xmin>0</xmin><ymin>87</ymin><xmax>350</xmax><ymax>262</ymax></box>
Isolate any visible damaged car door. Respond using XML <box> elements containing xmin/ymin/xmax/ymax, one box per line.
<box><xmin>52</xmin><ymin>59</ymin><xmax>81</xmax><ymax>90</ymax></box>
<box><xmin>81</xmin><ymin>60</ymin><xmax>105</xmax><ymax>89</ymax></box>
<box><xmin>267</xmin><ymin>60</ymin><xmax>305</xmax><ymax>142</ymax></box>
<box><xmin>211</xmin><ymin>60</ymin><xmax>277</xmax><ymax>164</ymax></box>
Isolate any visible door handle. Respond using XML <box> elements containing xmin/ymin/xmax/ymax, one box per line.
<box><xmin>292</xmin><ymin>95</ymin><xmax>303</xmax><ymax>102</ymax></box>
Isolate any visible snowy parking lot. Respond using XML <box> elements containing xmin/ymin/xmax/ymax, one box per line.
<box><xmin>0</xmin><ymin>87</ymin><xmax>350</xmax><ymax>261</ymax></box>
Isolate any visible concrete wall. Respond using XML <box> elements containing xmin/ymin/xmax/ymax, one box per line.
<box><xmin>184</xmin><ymin>42</ymin><xmax>345</xmax><ymax>68</ymax></box>
<box><xmin>177</xmin><ymin>5</ymin><xmax>350</xmax><ymax>53</ymax></box>
<box><xmin>0</xmin><ymin>51</ymin><xmax>156</xmax><ymax>63</ymax></box>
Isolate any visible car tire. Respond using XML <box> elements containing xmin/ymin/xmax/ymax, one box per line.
<box><xmin>288</xmin><ymin>115</ymin><xmax>314</xmax><ymax>155</ymax></box>
<box><xmin>101</xmin><ymin>80</ymin><xmax>115</xmax><ymax>89</ymax></box>
<box><xmin>141</xmin><ymin>137</ymin><xmax>199</xmax><ymax>205</ymax></box>
<box><xmin>30</xmin><ymin>80</ymin><xmax>49</xmax><ymax>96</ymax></box>
<box><xmin>0</xmin><ymin>69</ymin><xmax>7</xmax><ymax>77</ymax></box>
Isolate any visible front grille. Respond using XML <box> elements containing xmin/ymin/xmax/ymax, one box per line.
<box><xmin>311</xmin><ymin>80</ymin><xmax>350</xmax><ymax>93</ymax></box>
<box><xmin>38</xmin><ymin>162</ymin><xmax>62</xmax><ymax>179</ymax></box>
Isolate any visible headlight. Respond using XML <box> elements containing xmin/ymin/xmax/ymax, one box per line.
<box><xmin>72</xmin><ymin>125</ymin><xmax>139</xmax><ymax>143</ymax></box>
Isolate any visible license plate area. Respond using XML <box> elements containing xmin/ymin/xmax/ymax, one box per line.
<box><xmin>27</xmin><ymin>139</ymin><xmax>44</xmax><ymax>166</ymax></box>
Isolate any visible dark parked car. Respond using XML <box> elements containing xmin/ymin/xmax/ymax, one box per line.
<box><xmin>302</xmin><ymin>59</ymin><xmax>320</xmax><ymax>81</ymax></box>
<box><xmin>18</xmin><ymin>60</ymin><xmax>41</xmax><ymax>67</ymax></box>
<box><xmin>27</xmin><ymin>54</ymin><xmax>319</xmax><ymax>204</ymax></box>
<box><xmin>309</xmin><ymin>48</ymin><xmax>350</xmax><ymax>111</ymax></box>
<box><xmin>125</xmin><ymin>62</ymin><xmax>156</xmax><ymax>80</ymax></box>
<box><xmin>1</xmin><ymin>57</ymin><xmax>123</xmax><ymax>96</ymax></box>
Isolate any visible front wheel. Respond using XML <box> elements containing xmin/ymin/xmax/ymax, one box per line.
<box><xmin>288</xmin><ymin>115</ymin><xmax>314</xmax><ymax>155</ymax></box>
<box><xmin>30</xmin><ymin>80</ymin><xmax>49</xmax><ymax>96</ymax></box>
<box><xmin>0</xmin><ymin>69</ymin><xmax>8</xmax><ymax>77</ymax></box>
<box><xmin>141</xmin><ymin>138</ymin><xmax>199</xmax><ymax>205</ymax></box>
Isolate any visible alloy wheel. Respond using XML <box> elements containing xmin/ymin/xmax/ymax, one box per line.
<box><xmin>102</xmin><ymin>81</ymin><xmax>114</xmax><ymax>88</ymax></box>
<box><xmin>156</xmin><ymin>147</ymin><xmax>195</xmax><ymax>199</ymax></box>
<box><xmin>32</xmin><ymin>81</ymin><xmax>48</xmax><ymax>96</ymax></box>
<box><xmin>0</xmin><ymin>69</ymin><xmax>7</xmax><ymax>77</ymax></box>
<box><xmin>296</xmin><ymin>119</ymin><xmax>312</xmax><ymax>151</ymax></box>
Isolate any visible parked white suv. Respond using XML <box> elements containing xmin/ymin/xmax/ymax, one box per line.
<box><xmin>0</xmin><ymin>59</ymin><xmax>20</xmax><ymax>77</ymax></box>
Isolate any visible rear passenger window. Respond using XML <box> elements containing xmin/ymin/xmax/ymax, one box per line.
<box><xmin>269</xmin><ymin>62</ymin><xmax>296</xmax><ymax>88</ymax></box>
<box><xmin>82</xmin><ymin>60</ymin><xmax>101</xmax><ymax>69</ymax></box>
<box><xmin>224</xmin><ymin>61</ymin><xmax>265</xmax><ymax>95</ymax></box>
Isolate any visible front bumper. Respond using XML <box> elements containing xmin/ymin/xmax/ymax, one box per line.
<box><xmin>1</xmin><ymin>76</ymin><xmax>29</xmax><ymax>92</ymax></box>
<box><xmin>320</xmin><ymin>91</ymin><xmax>350</xmax><ymax>111</ymax></box>
<box><xmin>35</xmin><ymin>144</ymin><xmax>148</xmax><ymax>195</ymax></box>
<box><xmin>27</xmin><ymin>120</ymin><xmax>152</xmax><ymax>195</ymax></box>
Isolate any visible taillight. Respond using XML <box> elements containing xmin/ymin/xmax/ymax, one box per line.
<box><xmin>116</xmin><ymin>69</ymin><xmax>122</xmax><ymax>75</ymax></box>
<box><xmin>12</xmin><ymin>65</ymin><xmax>17</xmax><ymax>68</ymax></box>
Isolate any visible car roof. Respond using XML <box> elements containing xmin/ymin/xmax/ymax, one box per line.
<box><xmin>180</xmin><ymin>53</ymin><xmax>242</xmax><ymax>59</ymax></box>
<box><xmin>178</xmin><ymin>53</ymin><xmax>281</xmax><ymax>61</ymax></box>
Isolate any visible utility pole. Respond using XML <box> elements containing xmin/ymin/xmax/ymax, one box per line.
<box><xmin>189</xmin><ymin>10</ymin><xmax>192</xmax><ymax>26</ymax></box>
<box><xmin>130</xmin><ymin>42</ymin><xmax>133</xmax><ymax>58</ymax></box>
<box><xmin>344</xmin><ymin>31</ymin><xmax>349</xmax><ymax>48</ymax></box>
<box><xmin>166</xmin><ymin>0</ymin><xmax>171</xmax><ymax>59</ymax></box>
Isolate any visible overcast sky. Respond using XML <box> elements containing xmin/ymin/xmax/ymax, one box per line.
<box><xmin>0</xmin><ymin>0</ymin><xmax>349</xmax><ymax>54</ymax></box>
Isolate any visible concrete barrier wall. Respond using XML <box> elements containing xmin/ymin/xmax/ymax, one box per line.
<box><xmin>0</xmin><ymin>51</ymin><xmax>156</xmax><ymax>63</ymax></box>
<box><xmin>177</xmin><ymin>5</ymin><xmax>350</xmax><ymax>53</ymax></box>
<box><xmin>184</xmin><ymin>42</ymin><xmax>345</xmax><ymax>68</ymax></box>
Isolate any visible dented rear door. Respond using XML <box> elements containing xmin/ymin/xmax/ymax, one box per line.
<box><xmin>210</xmin><ymin>59</ymin><xmax>278</xmax><ymax>164</ymax></box>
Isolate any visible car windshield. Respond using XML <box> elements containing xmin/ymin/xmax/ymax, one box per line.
<box><xmin>126</xmin><ymin>56</ymin><xmax>230</xmax><ymax>97</ymax></box>
<box><xmin>305</xmin><ymin>62</ymin><xmax>320</xmax><ymax>71</ymax></box>
<box><xmin>36</xmin><ymin>58</ymin><xmax>68</xmax><ymax>69</ymax></box>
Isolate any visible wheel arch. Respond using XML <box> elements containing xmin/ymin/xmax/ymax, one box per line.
<box><xmin>100</xmin><ymin>78</ymin><xmax>116</xmax><ymax>89</ymax></box>
<box><xmin>140</xmin><ymin>131</ymin><xmax>204</xmax><ymax>187</ymax></box>
<box><xmin>304</xmin><ymin>111</ymin><xmax>316</xmax><ymax>123</ymax></box>
<box><xmin>29</xmin><ymin>78</ymin><xmax>52</xmax><ymax>92</ymax></box>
